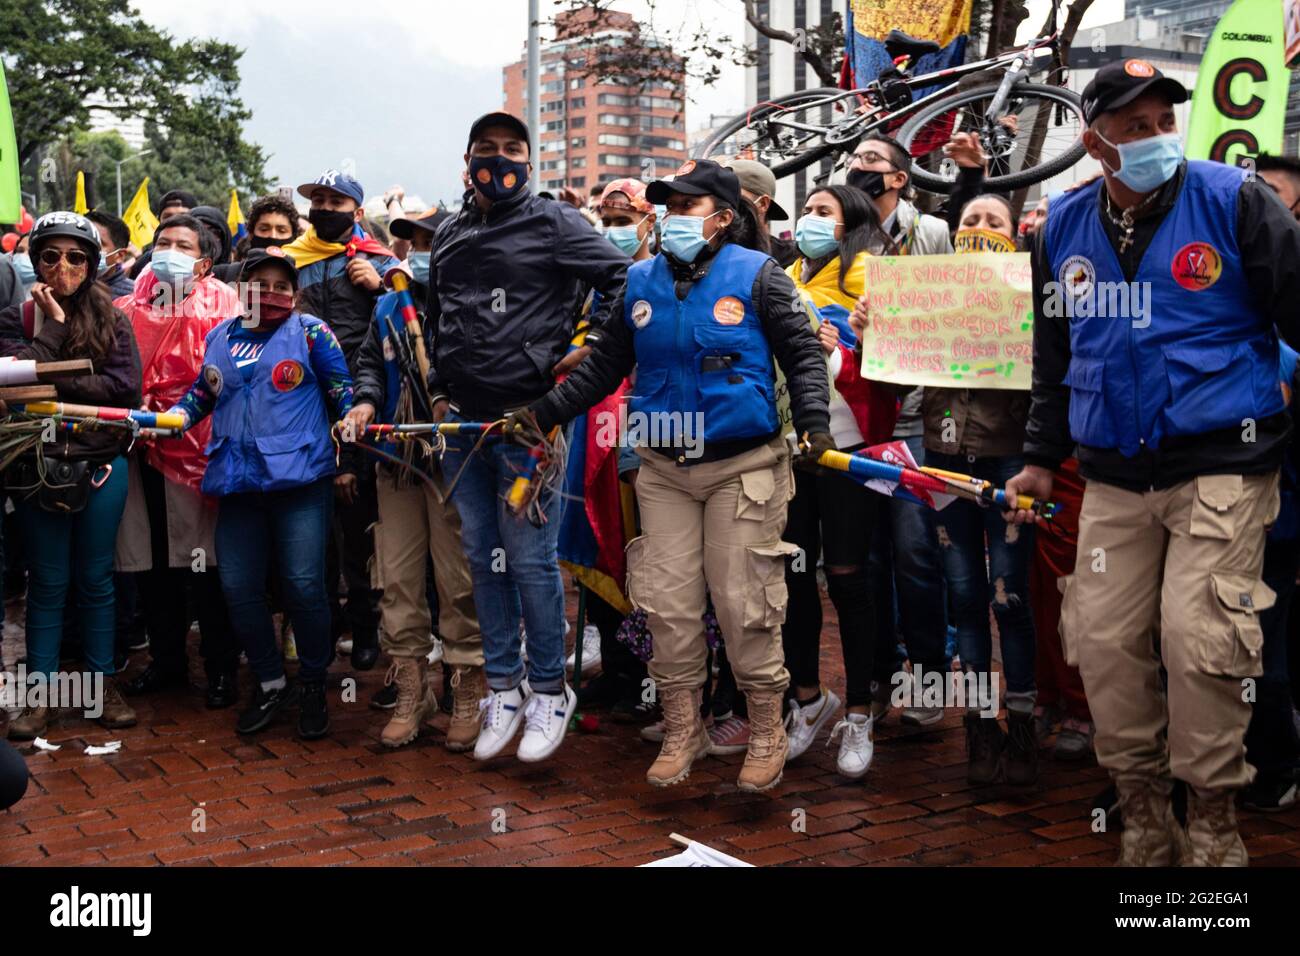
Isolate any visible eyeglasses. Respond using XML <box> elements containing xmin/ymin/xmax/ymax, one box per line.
<box><xmin>38</xmin><ymin>248</ymin><xmax>90</xmax><ymax>268</ymax></box>
<box><xmin>850</xmin><ymin>150</ymin><xmax>897</xmax><ymax>170</ymax></box>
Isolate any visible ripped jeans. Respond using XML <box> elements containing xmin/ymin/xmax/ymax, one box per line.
<box><xmin>928</xmin><ymin>452</ymin><xmax>1036</xmax><ymax>698</ymax></box>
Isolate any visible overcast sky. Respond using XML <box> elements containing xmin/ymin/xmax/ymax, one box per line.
<box><xmin>129</xmin><ymin>0</ymin><xmax>1122</xmax><ymax>208</ymax></box>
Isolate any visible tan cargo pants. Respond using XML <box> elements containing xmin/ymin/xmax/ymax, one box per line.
<box><xmin>1059</xmin><ymin>472</ymin><xmax>1279</xmax><ymax>791</ymax></box>
<box><xmin>628</xmin><ymin>436</ymin><xmax>795</xmax><ymax>695</ymax></box>
<box><xmin>373</xmin><ymin>470</ymin><xmax>483</xmax><ymax>666</ymax></box>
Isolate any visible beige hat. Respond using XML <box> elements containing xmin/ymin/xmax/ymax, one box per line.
<box><xmin>724</xmin><ymin>158</ymin><xmax>788</xmax><ymax>221</ymax></box>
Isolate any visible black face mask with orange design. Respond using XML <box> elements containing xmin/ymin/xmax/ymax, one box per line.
<box><xmin>469</xmin><ymin>155</ymin><xmax>529</xmax><ymax>201</ymax></box>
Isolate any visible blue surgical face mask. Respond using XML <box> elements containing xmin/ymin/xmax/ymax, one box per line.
<box><xmin>12</xmin><ymin>252</ymin><xmax>35</xmax><ymax>285</ymax></box>
<box><xmin>151</xmin><ymin>248</ymin><xmax>199</xmax><ymax>289</ymax></box>
<box><xmin>1098</xmin><ymin>130</ymin><xmax>1183</xmax><ymax>194</ymax></box>
<box><xmin>660</xmin><ymin>211</ymin><xmax>720</xmax><ymax>263</ymax></box>
<box><xmin>795</xmin><ymin>215</ymin><xmax>842</xmax><ymax>259</ymax></box>
<box><xmin>604</xmin><ymin>224</ymin><xmax>645</xmax><ymax>257</ymax></box>
<box><xmin>407</xmin><ymin>251</ymin><xmax>431</xmax><ymax>285</ymax></box>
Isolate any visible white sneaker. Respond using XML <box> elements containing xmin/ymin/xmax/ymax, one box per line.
<box><xmin>517</xmin><ymin>685</ymin><xmax>576</xmax><ymax>763</ymax></box>
<box><xmin>336</xmin><ymin>637</ymin><xmax>353</xmax><ymax>655</ymax></box>
<box><xmin>566</xmin><ymin>624</ymin><xmax>602</xmax><ymax>677</ymax></box>
<box><xmin>425</xmin><ymin>634</ymin><xmax>445</xmax><ymax>665</ymax></box>
<box><xmin>473</xmin><ymin>684</ymin><xmax>528</xmax><ymax>761</ymax></box>
<box><xmin>829</xmin><ymin>713</ymin><xmax>874</xmax><ymax>779</ymax></box>
<box><xmin>785</xmin><ymin>688</ymin><xmax>842</xmax><ymax>761</ymax></box>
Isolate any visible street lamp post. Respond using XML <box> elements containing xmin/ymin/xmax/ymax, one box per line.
<box><xmin>115</xmin><ymin>149</ymin><xmax>153</xmax><ymax>215</ymax></box>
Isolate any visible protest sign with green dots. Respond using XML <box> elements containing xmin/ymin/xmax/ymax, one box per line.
<box><xmin>857</xmin><ymin>253</ymin><xmax>1034</xmax><ymax>390</ymax></box>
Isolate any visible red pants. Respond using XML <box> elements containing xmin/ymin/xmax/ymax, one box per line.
<box><xmin>1030</xmin><ymin>458</ymin><xmax>1092</xmax><ymax>721</ymax></box>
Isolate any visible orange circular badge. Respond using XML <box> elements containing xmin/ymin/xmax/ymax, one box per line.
<box><xmin>1171</xmin><ymin>242</ymin><xmax>1223</xmax><ymax>292</ymax></box>
<box><xmin>713</xmin><ymin>296</ymin><xmax>745</xmax><ymax>325</ymax></box>
<box><xmin>502</xmin><ymin>172</ymin><xmax>517</xmax><ymax>189</ymax></box>
<box><xmin>1124</xmin><ymin>59</ymin><xmax>1155</xmax><ymax>78</ymax></box>
<box><xmin>676</xmin><ymin>160</ymin><xmax>696</xmax><ymax>176</ymax></box>
<box><xmin>271</xmin><ymin>359</ymin><xmax>305</xmax><ymax>392</ymax></box>
<box><xmin>475</xmin><ymin>167</ymin><xmax>492</xmax><ymax>184</ymax></box>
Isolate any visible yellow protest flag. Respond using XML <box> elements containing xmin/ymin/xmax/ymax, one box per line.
<box><xmin>74</xmin><ymin>170</ymin><xmax>89</xmax><ymax>214</ymax></box>
<box><xmin>122</xmin><ymin>177</ymin><xmax>159</xmax><ymax>249</ymax></box>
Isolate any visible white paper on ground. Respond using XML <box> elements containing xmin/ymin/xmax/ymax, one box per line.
<box><xmin>640</xmin><ymin>841</ymin><xmax>754</xmax><ymax>867</ymax></box>
<box><xmin>32</xmin><ymin>737</ymin><xmax>60</xmax><ymax>751</ymax></box>
<box><xmin>84</xmin><ymin>741</ymin><xmax>122</xmax><ymax>755</ymax></box>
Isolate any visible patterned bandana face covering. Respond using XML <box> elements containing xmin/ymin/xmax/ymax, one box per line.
<box><xmin>953</xmin><ymin>228</ymin><xmax>1016</xmax><ymax>254</ymax></box>
<box><xmin>40</xmin><ymin>256</ymin><xmax>89</xmax><ymax>296</ymax></box>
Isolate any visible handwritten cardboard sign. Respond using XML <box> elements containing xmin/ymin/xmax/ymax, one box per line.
<box><xmin>858</xmin><ymin>253</ymin><xmax>1034</xmax><ymax>390</ymax></box>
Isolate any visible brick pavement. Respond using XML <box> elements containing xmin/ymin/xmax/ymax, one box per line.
<box><xmin>3</xmin><ymin>585</ymin><xmax>1298</xmax><ymax>867</ymax></box>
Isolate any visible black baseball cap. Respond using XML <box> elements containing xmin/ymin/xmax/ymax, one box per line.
<box><xmin>389</xmin><ymin>207</ymin><xmax>449</xmax><ymax>240</ymax></box>
<box><xmin>1081</xmin><ymin>58</ymin><xmax>1188</xmax><ymax>126</ymax></box>
<box><xmin>157</xmin><ymin>189</ymin><xmax>199</xmax><ymax>215</ymax></box>
<box><xmin>645</xmin><ymin>159</ymin><xmax>742</xmax><ymax>210</ymax></box>
<box><xmin>240</xmin><ymin>246</ymin><xmax>299</xmax><ymax>288</ymax></box>
<box><xmin>467</xmin><ymin>112</ymin><xmax>530</xmax><ymax>151</ymax></box>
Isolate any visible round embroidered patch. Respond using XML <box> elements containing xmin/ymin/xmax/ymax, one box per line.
<box><xmin>1170</xmin><ymin>242</ymin><xmax>1222</xmax><ymax>291</ymax></box>
<box><xmin>676</xmin><ymin>160</ymin><xmax>696</xmax><ymax>176</ymax></box>
<box><xmin>1125</xmin><ymin>59</ymin><xmax>1156</xmax><ymax>78</ymax></box>
<box><xmin>271</xmin><ymin>359</ymin><xmax>305</xmax><ymax>392</ymax></box>
<box><xmin>203</xmin><ymin>364</ymin><xmax>223</xmax><ymax>396</ymax></box>
<box><xmin>631</xmin><ymin>299</ymin><xmax>653</xmax><ymax>329</ymax></box>
<box><xmin>475</xmin><ymin>167</ymin><xmax>492</xmax><ymax>184</ymax></box>
<box><xmin>712</xmin><ymin>296</ymin><xmax>745</xmax><ymax>326</ymax></box>
<box><xmin>502</xmin><ymin>171</ymin><xmax>517</xmax><ymax>189</ymax></box>
<box><xmin>1058</xmin><ymin>254</ymin><xmax>1095</xmax><ymax>301</ymax></box>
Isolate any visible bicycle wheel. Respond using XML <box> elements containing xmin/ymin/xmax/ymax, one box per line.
<box><xmin>694</xmin><ymin>88</ymin><xmax>856</xmax><ymax>178</ymax></box>
<box><xmin>895</xmin><ymin>82</ymin><xmax>1086</xmax><ymax>194</ymax></box>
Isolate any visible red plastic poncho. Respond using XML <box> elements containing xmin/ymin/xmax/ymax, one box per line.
<box><xmin>115</xmin><ymin>271</ymin><xmax>242</xmax><ymax>491</ymax></box>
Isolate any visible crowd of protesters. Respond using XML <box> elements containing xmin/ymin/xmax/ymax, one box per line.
<box><xmin>0</xmin><ymin>57</ymin><xmax>1297</xmax><ymax>867</ymax></box>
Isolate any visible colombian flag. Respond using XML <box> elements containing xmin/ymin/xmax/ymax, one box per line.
<box><xmin>846</xmin><ymin>0</ymin><xmax>971</xmax><ymax>104</ymax></box>
<box><xmin>227</xmin><ymin>189</ymin><xmax>247</xmax><ymax>243</ymax></box>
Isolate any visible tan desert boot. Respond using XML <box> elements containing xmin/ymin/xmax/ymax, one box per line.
<box><xmin>381</xmin><ymin>658</ymin><xmax>436</xmax><ymax>748</ymax></box>
<box><xmin>1185</xmin><ymin>787</ymin><xmax>1249</xmax><ymax>867</ymax></box>
<box><xmin>98</xmin><ymin>678</ymin><xmax>137</xmax><ymax>730</ymax></box>
<box><xmin>446</xmin><ymin>665</ymin><xmax>486</xmax><ymax>752</ymax></box>
<box><xmin>737</xmin><ymin>690</ymin><xmax>788</xmax><ymax>792</ymax></box>
<box><xmin>1114</xmin><ymin>773</ymin><xmax>1190</xmax><ymax>866</ymax></box>
<box><xmin>646</xmin><ymin>688</ymin><xmax>710</xmax><ymax>787</ymax></box>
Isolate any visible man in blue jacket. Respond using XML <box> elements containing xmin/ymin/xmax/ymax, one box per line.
<box><xmin>1007</xmin><ymin>59</ymin><xmax>1300</xmax><ymax>866</ymax></box>
<box><xmin>428</xmin><ymin>112</ymin><xmax>629</xmax><ymax>765</ymax></box>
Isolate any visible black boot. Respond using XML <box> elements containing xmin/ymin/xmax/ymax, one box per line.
<box><xmin>1004</xmin><ymin>709</ymin><xmax>1040</xmax><ymax>786</ymax></box>
<box><xmin>298</xmin><ymin>680</ymin><xmax>329</xmax><ymax>739</ymax></box>
<box><xmin>123</xmin><ymin>662</ymin><xmax>187</xmax><ymax>696</ymax></box>
<box><xmin>965</xmin><ymin>712</ymin><xmax>1006</xmax><ymax>785</ymax></box>
<box><xmin>205</xmin><ymin>671</ymin><xmax>237</xmax><ymax>709</ymax></box>
<box><xmin>351</xmin><ymin>633</ymin><xmax>380</xmax><ymax>671</ymax></box>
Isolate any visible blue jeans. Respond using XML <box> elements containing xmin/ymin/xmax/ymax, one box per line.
<box><xmin>15</xmin><ymin>456</ymin><xmax>128</xmax><ymax>678</ymax></box>
<box><xmin>441</xmin><ymin>411</ymin><xmax>566</xmax><ymax>694</ymax></box>
<box><xmin>216</xmin><ymin>477</ymin><xmax>333</xmax><ymax>683</ymax></box>
<box><xmin>869</xmin><ymin>435</ymin><xmax>949</xmax><ymax>681</ymax></box>
<box><xmin>928</xmin><ymin>451</ymin><xmax>1036</xmax><ymax>696</ymax></box>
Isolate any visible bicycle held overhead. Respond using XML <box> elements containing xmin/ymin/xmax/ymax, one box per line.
<box><xmin>695</xmin><ymin>0</ymin><xmax>1086</xmax><ymax>195</ymax></box>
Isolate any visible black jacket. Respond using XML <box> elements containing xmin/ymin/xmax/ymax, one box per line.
<box><xmin>531</xmin><ymin>241</ymin><xmax>831</xmax><ymax>463</ymax></box>
<box><xmin>1025</xmin><ymin>163</ymin><xmax>1300</xmax><ymax>491</ymax></box>
<box><xmin>426</xmin><ymin>189</ymin><xmax>629</xmax><ymax>421</ymax></box>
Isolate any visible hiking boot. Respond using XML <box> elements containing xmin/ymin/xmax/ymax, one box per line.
<box><xmin>1185</xmin><ymin>787</ymin><xmax>1248</xmax><ymax>867</ymax></box>
<box><xmin>964</xmin><ymin>712</ymin><xmax>1006</xmax><ymax>785</ymax></box>
<box><xmin>1004</xmin><ymin>709</ymin><xmax>1039</xmax><ymax>786</ymax></box>
<box><xmin>297</xmin><ymin>679</ymin><xmax>329</xmax><ymax>740</ymax></box>
<box><xmin>7</xmin><ymin>705</ymin><xmax>54</xmax><ymax>741</ymax></box>
<box><xmin>737</xmin><ymin>690</ymin><xmax>788</xmax><ymax>792</ymax></box>
<box><xmin>646</xmin><ymin>688</ymin><xmax>710</xmax><ymax>787</ymax></box>
<box><xmin>98</xmin><ymin>678</ymin><xmax>137</xmax><ymax>730</ymax></box>
<box><xmin>446</xmin><ymin>665</ymin><xmax>485</xmax><ymax>752</ymax></box>
<box><xmin>380</xmin><ymin>658</ymin><xmax>435</xmax><ymax>748</ymax></box>
<box><xmin>1115</xmin><ymin>774</ymin><xmax>1190</xmax><ymax>866</ymax></box>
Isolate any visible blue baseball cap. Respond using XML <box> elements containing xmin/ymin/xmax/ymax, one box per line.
<box><xmin>296</xmin><ymin>169</ymin><xmax>365</xmax><ymax>206</ymax></box>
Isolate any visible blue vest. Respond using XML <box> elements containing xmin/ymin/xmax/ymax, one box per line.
<box><xmin>201</xmin><ymin>311</ymin><xmax>337</xmax><ymax>496</ymax></box>
<box><xmin>1045</xmin><ymin>160</ymin><xmax>1282</xmax><ymax>456</ymax></box>
<box><xmin>625</xmin><ymin>243</ymin><xmax>778</xmax><ymax>444</ymax></box>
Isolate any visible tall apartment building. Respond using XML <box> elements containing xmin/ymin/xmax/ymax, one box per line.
<box><xmin>745</xmin><ymin>0</ymin><xmax>842</xmax><ymax>224</ymax></box>
<box><xmin>503</xmin><ymin>8</ymin><xmax>687</xmax><ymax>194</ymax></box>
